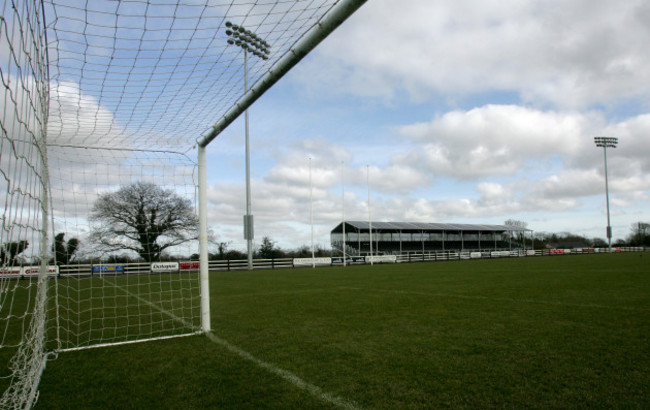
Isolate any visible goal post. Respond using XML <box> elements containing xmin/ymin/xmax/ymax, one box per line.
<box><xmin>198</xmin><ymin>145</ymin><xmax>211</xmax><ymax>333</ymax></box>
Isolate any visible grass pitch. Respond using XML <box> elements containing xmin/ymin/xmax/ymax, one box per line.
<box><xmin>36</xmin><ymin>253</ymin><xmax>649</xmax><ymax>408</ymax></box>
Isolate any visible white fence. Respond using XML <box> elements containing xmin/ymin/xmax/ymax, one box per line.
<box><xmin>0</xmin><ymin>247</ymin><xmax>638</xmax><ymax>280</ymax></box>
<box><xmin>5</xmin><ymin>246</ymin><xmax>636</xmax><ymax>278</ymax></box>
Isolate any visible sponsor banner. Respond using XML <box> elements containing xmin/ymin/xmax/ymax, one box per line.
<box><xmin>151</xmin><ymin>262</ymin><xmax>179</xmax><ymax>272</ymax></box>
<box><xmin>331</xmin><ymin>256</ymin><xmax>366</xmax><ymax>265</ymax></box>
<box><xmin>470</xmin><ymin>252</ymin><xmax>482</xmax><ymax>259</ymax></box>
<box><xmin>550</xmin><ymin>249</ymin><xmax>565</xmax><ymax>254</ymax></box>
<box><xmin>293</xmin><ymin>257</ymin><xmax>332</xmax><ymax>267</ymax></box>
<box><xmin>0</xmin><ymin>267</ymin><xmax>23</xmax><ymax>277</ymax></box>
<box><xmin>22</xmin><ymin>265</ymin><xmax>59</xmax><ymax>277</ymax></box>
<box><xmin>91</xmin><ymin>265</ymin><xmax>124</xmax><ymax>274</ymax></box>
<box><xmin>490</xmin><ymin>251</ymin><xmax>510</xmax><ymax>258</ymax></box>
<box><xmin>526</xmin><ymin>250</ymin><xmax>537</xmax><ymax>256</ymax></box>
<box><xmin>2</xmin><ymin>266</ymin><xmax>60</xmax><ymax>277</ymax></box>
<box><xmin>179</xmin><ymin>261</ymin><xmax>200</xmax><ymax>270</ymax></box>
<box><xmin>366</xmin><ymin>255</ymin><xmax>397</xmax><ymax>264</ymax></box>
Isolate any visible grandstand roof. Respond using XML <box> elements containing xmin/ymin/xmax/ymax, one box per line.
<box><xmin>332</xmin><ymin>221</ymin><xmax>531</xmax><ymax>233</ymax></box>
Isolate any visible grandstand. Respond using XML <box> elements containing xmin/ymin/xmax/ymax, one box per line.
<box><xmin>331</xmin><ymin>221</ymin><xmax>532</xmax><ymax>255</ymax></box>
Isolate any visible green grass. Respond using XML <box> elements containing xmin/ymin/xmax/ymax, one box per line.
<box><xmin>34</xmin><ymin>253</ymin><xmax>650</xmax><ymax>408</ymax></box>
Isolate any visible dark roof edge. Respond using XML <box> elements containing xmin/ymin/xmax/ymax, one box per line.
<box><xmin>334</xmin><ymin>221</ymin><xmax>532</xmax><ymax>232</ymax></box>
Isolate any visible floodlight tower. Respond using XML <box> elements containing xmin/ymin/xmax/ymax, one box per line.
<box><xmin>225</xmin><ymin>22</ymin><xmax>270</xmax><ymax>269</ymax></box>
<box><xmin>594</xmin><ymin>136</ymin><xmax>618</xmax><ymax>251</ymax></box>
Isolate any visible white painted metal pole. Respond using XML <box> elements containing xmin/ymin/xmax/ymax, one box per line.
<box><xmin>603</xmin><ymin>145</ymin><xmax>612</xmax><ymax>251</ymax></box>
<box><xmin>244</xmin><ymin>51</ymin><xmax>254</xmax><ymax>270</ymax></box>
<box><xmin>594</xmin><ymin>136</ymin><xmax>617</xmax><ymax>252</ymax></box>
<box><xmin>367</xmin><ymin>165</ymin><xmax>373</xmax><ymax>265</ymax></box>
<box><xmin>310</xmin><ymin>157</ymin><xmax>315</xmax><ymax>268</ymax></box>
<box><xmin>341</xmin><ymin>161</ymin><xmax>346</xmax><ymax>267</ymax></box>
<box><xmin>198</xmin><ymin>146</ymin><xmax>211</xmax><ymax>332</ymax></box>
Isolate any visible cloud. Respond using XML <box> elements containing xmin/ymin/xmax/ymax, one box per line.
<box><xmin>599</xmin><ymin>114</ymin><xmax>650</xmax><ymax>174</ymax></box>
<box><xmin>48</xmin><ymin>81</ymin><xmax>126</xmax><ymax>147</ymax></box>
<box><xmin>295</xmin><ymin>0</ymin><xmax>650</xmax><ymax>108</ymax></box>
<box><xmin>396</xmin><ymin>105</ymin><xmax>598</xmax><ymax>179</ymax></box>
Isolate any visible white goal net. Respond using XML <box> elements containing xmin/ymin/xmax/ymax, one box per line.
<box><xmin>1</xmin><ymin>0</ymin><xmax>365</xmax><ymax>407</ymax></box>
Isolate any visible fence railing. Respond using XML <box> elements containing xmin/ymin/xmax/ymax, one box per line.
<box><xmin>20</xmin><ymin>246</ymin><xmax>645</xmax><ymax>278</ymax></box>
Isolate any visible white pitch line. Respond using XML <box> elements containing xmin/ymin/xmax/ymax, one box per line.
<box><xmin>340</xmin><ymin>286</ymin><xmax>650</xmax><ymax>312</ymax></box>
<box><xmin>204</xmin><ymin>332</ymin><xmax>362</xmax><ymax>410</ymax></box>
<box><xmin>105</xmin><ymin>278</ymin><xmax>362</xmax><ymax>410</ymax></box>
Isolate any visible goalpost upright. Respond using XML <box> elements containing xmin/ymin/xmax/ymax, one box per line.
<box><xmin>195</xmin><ymin>0</ymin><xmax>366</xmax><ymax>331</ymax></box>
<box><xmin>198</xmin><ymin>146</ymin><xmax>211</xmax><ymax>333</ymax></box>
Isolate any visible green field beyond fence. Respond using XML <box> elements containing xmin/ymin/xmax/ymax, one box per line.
<box><xmin>36</xmin><ymin>253</ymin><xmax>649</xmax><ymax>409</ymax></box>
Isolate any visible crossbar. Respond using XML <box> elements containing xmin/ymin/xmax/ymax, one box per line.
<box><xmin>197</xmin><ymin>0</ymin><xmax>367</xmax><ymax>148</ymax></box>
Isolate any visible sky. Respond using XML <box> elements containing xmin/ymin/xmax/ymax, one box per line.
<box><xmin>201</xmin><ymin>0</ymin><xmax>650</xmax><ymax>252</ymax></box>
<box><xmin>5</xmin><ymin>0</ymin><xmax>647</xmax><ymax>258</ymax></box>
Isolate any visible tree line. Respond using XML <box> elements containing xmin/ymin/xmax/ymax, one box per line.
<box><xmin>530</xmin><ymin>224</ymin><xmax>650</xmax><ymax>249</ymax></box>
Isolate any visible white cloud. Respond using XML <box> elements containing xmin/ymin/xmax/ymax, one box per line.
<box><xmin>48</xmin><ymin>81</ymin><xmax>126</xmax><ymax>147</ymax></box>
<box><xmin>295</xmin><ymin>0</ymin><xmax>650</xmax><ymax>109</ymax></box>
<box><xmin>529</xmin><ymin>169</ymin><xmax>602</xmax><ymax>201</ymax></box>
<box><xmin>396</xmin><ymin>105</ymin><xmax>598</xmax><ymax>179</ymax></box>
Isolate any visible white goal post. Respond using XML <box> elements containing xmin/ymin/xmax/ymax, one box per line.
<box><xmin>1</xmin><ymin>0</ymin><xmax>366</xmax><ymax>408</ymax></box>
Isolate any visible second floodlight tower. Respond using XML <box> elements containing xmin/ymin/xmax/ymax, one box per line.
<box><xmin>226</xmin><ymin>22</ymin><xmax>270</xmax><ymax>269</ymax></box>
<box><xmin>594</xmin><ymin>136</ymin><xmax>618</xmax><ymax>251</ymax></box>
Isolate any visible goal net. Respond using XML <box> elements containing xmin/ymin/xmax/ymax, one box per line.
<box><xmin>1</xmin><ymin>1</ymin><xmax>50</xmax><ymax>407</ymax></box>
<box><xmin>1</xmin><ymin>0</ymin><xmax>365</xmax><ymax>407</ymax></box>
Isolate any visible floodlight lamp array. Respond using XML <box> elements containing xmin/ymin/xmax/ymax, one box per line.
<box><xmin>594</xmin><ymin>136</ymin><xmax>618</xmax><ymax>148</ymax></box>
<box><xmin>225</xmin><ymin>21</ymin><xmax>270</xmax><ymax>60</ymax></box>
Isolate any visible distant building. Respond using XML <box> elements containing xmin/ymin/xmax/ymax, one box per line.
<box><xmin>331</xmin><ymin>221</ymin><xmax>531</xmax><ymax>256</ymax></box>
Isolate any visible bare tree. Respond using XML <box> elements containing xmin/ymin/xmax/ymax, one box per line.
<box><xmin>89</xmin><ymin>182</ymin><xmax>198</xmax><ymax>262</ymax></box>
<box><xmin>504</xmin><ymin>219</ymin><xmax>528</xmax><ymax>245</ymax></box>
<box><xmin>216</xmin><ymin>241</ymin><xmax>230</xmax><ymax>259</ymax></box>
<box><xmin>627</xmin><ymin>222</ymin><xmax>650</xmax><ymax>246</ymax></box>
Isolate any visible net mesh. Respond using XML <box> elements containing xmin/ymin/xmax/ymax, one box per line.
<box><xmin>47</xmin><ymin>147</ymin><xmax>201</xmax><ymax>351</ymax></box>
<box><xmin>1</xmin><ymin>1</ymin><xmax>50</xmax><ymax>408</ymax></box>
<box><xmin>46</xmin><ymin>0</ymin><xmax>341</xmax><ymax>152</ymax></box>
<box><xmin>1</xmin><ymin>0</ymin><xmax>356</xmax><ymax>407</ymax></box>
